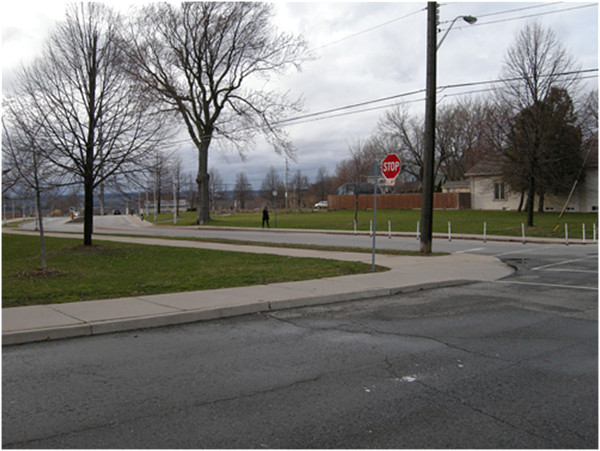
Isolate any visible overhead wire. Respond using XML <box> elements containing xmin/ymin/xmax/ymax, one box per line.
<box><xmin>442</xmin><ymin>3</ymin><xmax>597</xmax><ymax>31</ymax></box>
<box><xmin>311</xmin><ymin>6</ymin><xmax>426</xmax><ymax>52</ymax></box>
<box><xmin>167</xmin><ymin>5</ymin><xmax>597</xmax><ymax>146</ymax></box>
<box><xmin>276</xmin><ymin>69</ymin><xmax>598</xmax><ymax>127</ymax></box>
<box><xmin>438</xmin><ymin>2</ymin><xmax>564</xmax><ymax>24</ymax></box>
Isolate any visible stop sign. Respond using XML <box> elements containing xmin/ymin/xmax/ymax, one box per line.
<box><xmin>381</xmin><ymin>154</ymin><xmax>401</xmax><ymax>180</ymax></box>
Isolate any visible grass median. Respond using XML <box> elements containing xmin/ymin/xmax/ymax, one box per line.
<box><xmin>149</xmin><ymin>209</ymin><xmax>598</xmax><ymax>239</ymax></box>
<box><xmin>2</xmin><ymin>234</ymin><xmax>386</xmax><ymax>308</ymax></box>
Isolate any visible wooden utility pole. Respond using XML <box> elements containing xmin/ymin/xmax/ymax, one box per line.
<box><xmin>420</xmin><ymin>1</ymin><xmax>437</xmax><ymax>254</ymax></box>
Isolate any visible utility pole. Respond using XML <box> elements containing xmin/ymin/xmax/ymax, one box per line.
<box><xmin>420</xmin><ymin>1</ymin><xmax>437</xmax><ymax>254</ymax></box>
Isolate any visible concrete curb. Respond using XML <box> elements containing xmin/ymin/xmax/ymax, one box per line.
<box><xmin>2</xmin><ymin>280</ymin><xmax>474</xmax><ymax>346</ymax></box>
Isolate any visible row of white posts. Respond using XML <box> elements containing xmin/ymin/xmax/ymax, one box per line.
<box><xmin>360</xmin><ymin>219</ymin><xmax>597</xmax><ymax>245</ymax></box>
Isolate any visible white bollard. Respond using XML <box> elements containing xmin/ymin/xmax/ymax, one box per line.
<box><xmin>565</xmin><ymin>223</ymin><xmax>569</xmax><ymax>246</ymax></box>
<box><xmin>483</xmin><ymin>221</ymin><xmax>487</xmax><ymax>243</ymax></box>
<box><xmin>448</xmin><ymin>221</ymin><xmax>452</xmax><ymax>242</ymax></box>
<box><xmin>522</xmin><ymin>223</ymin><xmax>526</xmax><ymax>244</ymax></box>
<box><xmin>583</xmin><ymin>223</ymin><xmax>586</xmax><ymax>245</ymax></box>
<box><xmin>388</xmin><ymin>220</ymin><xmax>391</xmax><ymax>239</ymax></box>
<box><xmin>416</xmin><ymin>220</ymin><xmax>420</xmax><ymax>241</ymax></box>
<box><xmin>369</xmin><ymin>220</ymin><xmax>373</xmax><ymax>237</ymax></box>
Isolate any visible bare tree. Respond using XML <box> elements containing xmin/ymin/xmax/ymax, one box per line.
<box><xmin>2</xmin><ymin>98</ymin><xmax>63</xmax><ymax>270</ymax></box>
<box><xmin>233</xmin><ymin>172</ymin><xmax>253</xmax><ymax>210</ymax></box>
<box><xmin>336</xmin><ymin>139</ymin><xmax>375</xmax><ymax>224</ymax></box>
<box><xmin>499</xmin><ymin>22</ymin><xmax>580</xmax><ymax>226</ymax></box>
<box><xmin>171</xmin><ymin>155</ymin><xmax>183</xmax><ymax>218</ymax></box>
<box><xmin>12</xmin><ymin>3</ymin><xmax>172</xmax><ymax>245</ymax></box>
<box><xmin>148</xmin><ymin>150</ymin><xmax>172</xmax><ymax>215</ymax></box>
<box><xmin>579</xmin><ymin>89</ymin><xmax>598</xmax><ymax>157</ymax></box>
<box><xmin>127</xmin><ymin>3</ymin><xmax>309</xmax><ymax>225</ymax></box>
<box><xmin>208</xmin><ymin>168</ymin><xmax>227</xmax><ymax>212</ymax></box>
<box><xmin>436</xmin><ymin>98</ymin><xmax>497</xmax><ymax>182</ymax></box>
<box><xmin>312</xmin><ymin>166</ymin><xmax>333</xmax><ymax>202</ymax></box>
<box><xmin>290</xmin><ymin>170</ymin><xmax>309</xmax><ymax>208</ymax></box>
<box><xmin>374</xmin><ymin>105</ymin><xmax>426</xmax><ymax>182</ymax></box>
<box><xmin>259</xmin><ymin>167</ymin><xmax>285</xmax><ymax>208</ymax></box>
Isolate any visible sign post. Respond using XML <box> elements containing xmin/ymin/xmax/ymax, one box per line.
<box><xmin>371</xmin><ymin>154</ymin><xmax>402</xmax><ymax>272</ymax></box>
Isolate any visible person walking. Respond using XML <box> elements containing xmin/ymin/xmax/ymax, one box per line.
<box><xmin>262</xmin><ymin>207</ymin><xmax>270</xmax><ymax>228</ymax></box>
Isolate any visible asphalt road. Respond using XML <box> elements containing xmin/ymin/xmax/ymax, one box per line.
<box><xmin>2</xmin><ymin>235</ymin><xmax>597</xmax><ymax>448</ymax></box>
<box><xmin>17</xmin><ymin>214</ymin><xmax>600</xmax><ymax>257</ymax></box>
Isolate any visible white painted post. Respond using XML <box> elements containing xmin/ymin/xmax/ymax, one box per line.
<box><xmin>483</xmin><ymin>221</ymin><xmax>487</xmax><ymax>243</ymax></box>
<box><xmin>416</xmin><ymin>220</ymin><xmax>420</xmax><ymax>241</ymax></box>
<box><xmin>388</xmin><ymin>220</ymin><xmax>391</xmax><ymax>239</ymax></box>
<box><xmin>582</xmin><ymin>223</ymin><xmax>586</xmax><ymax>245</ymax></box>
<box><xmin>565</xmin><ymin>223</ymin><xmax>569</xmax><ymax>246</ymax></box>
<box><xmin>522</xmin><ymin>223</ymin><xmax>526</xmax><ymax>244</ymax></box>
<box><xmin>369</xmin><ymin>220</ymin><xmax>373</xmax><ymax>237</ymax></box>
<box><xmin>448</xmin><ymin>221</ymin><xmax>452</xmax><ymax>241</ymax></box>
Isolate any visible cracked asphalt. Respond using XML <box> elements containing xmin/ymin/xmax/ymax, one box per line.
<box><xmin>3</xmin><ymin>275</ymin><xmax>597</xmax><ymax>449</ymax></box>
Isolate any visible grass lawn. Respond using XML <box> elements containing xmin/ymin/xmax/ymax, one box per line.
<box><xmin>2</xmin><ymin>234</ymin><xmax>383</xmax><ymax>308</ymax></box>
<box><xmin>150</xmin><ymin>209</ymin><xmax>598</xmax><ymax>239</ymax></box>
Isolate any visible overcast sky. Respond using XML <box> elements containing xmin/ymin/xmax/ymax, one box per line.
<box><xmin>2</xmin><ymin>1</ymin><xmax>598</xmax><ymax>191</ymax></box>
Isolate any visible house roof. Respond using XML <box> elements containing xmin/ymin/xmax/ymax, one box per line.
<box><xmin>464</xmin><ymin>160</ymin><xmax>503</xmax><ymax>177</ymax></box>
<box><xmin>442</xmin><ymin>180</ymin><xmax>470</xmax><ymax>189</ymax></box>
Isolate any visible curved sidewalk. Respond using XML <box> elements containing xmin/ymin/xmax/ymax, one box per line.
<box><xmin>2</xmin><ymin>233</ymin><xmax>513</xmax><ymax>345</ymax></box>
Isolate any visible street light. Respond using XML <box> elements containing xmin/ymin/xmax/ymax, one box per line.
<box><xmin>420</xmin><ymin>3</ymin><xmax>477</xmax><ymax>254</ymax></box>
<box><xmin>437</xmin><ymin>15</ymin><xmax>478</xmax><ymax>50</ymax></box>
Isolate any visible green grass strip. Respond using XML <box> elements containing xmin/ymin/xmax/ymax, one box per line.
<box><xmin>2</xmin><ymin>234</ymin><xmax>386</xmax><ymax>308</ymax></box>
<box><xmin>148</xmin><ymin>209</ymin><xmax>598</xmax><ymax>239</ymax></box>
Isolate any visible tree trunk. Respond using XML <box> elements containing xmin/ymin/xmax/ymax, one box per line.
<box><xmin>538</xmin><ymin>192</ymin><xmax>545</xmax><ymax>213</ymax></box>
<box><xmin>35</xmin><ymin>187</ymin><xmax>47</xmax><ymax>270</ymax></box>
<box><xmin>84</xmin><ymin>177</ymin><xmax>94</xmax><ymax>246</ymax></box>
<box><xmin>526</xmin><ymin>174</ymin><xmax>535</xmax><ymax>227</ymax></box>
<box><xmin>517</xmin><ymin>190</ymin><xmax>525</xmax><ymax>212</ymax></box>
<box><xmin>196</xmin><ymin>135</ymin><xmax>212</xmax><ymax>224</ymax></box>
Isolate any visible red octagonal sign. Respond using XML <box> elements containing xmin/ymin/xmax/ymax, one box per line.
<box><xmin>381</xmin><ymin>154</ymin><xmax>401</xmax><ymax>180</ymax></box>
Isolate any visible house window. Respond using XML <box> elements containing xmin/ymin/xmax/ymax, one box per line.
<box><xmin>494</xmin><ymin>182</ymin><xmax>505</xmax><ymax>200</ymax></box>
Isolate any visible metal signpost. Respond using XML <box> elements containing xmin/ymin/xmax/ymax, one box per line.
<box><xmin>372</xmin><ymin>154</ymin><xmax>401</xmax><ymax>272</ymax></box>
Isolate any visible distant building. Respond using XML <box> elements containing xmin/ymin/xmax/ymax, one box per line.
<box><xmin>335</xmin><ymin>182</ymin><xmax>380</xmax><ymax>195</ymax></box>
<box><xmin>442</xmin><ymin>180</ymin><xmax>470</xmax><ymax>194</ymax></box>
<box><xmin>464</xmin><ymin>160</ymin><xmax>598</xmax><ymax>212</ymax></box>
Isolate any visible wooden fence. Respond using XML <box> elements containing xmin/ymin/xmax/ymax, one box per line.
<box><xmin>327</xmin><ymin>193</ymin><xmax>471</xmax><ymax>210</ymax></box>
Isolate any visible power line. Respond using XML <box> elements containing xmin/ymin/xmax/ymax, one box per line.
<box><xmin>438</xmin><ymin>2</ymin><xmax>564</xmax><ymax>24</ymax></box>
<box><xmin>442</xmin><ymin>3</ymin><xmax>597</xmax><ymax>32</ymax></box>
<box><xmin>277</xmin><ymin>68</ymin><xmax>598</xmax><ymax>127</ymax></box>
<box><xmin>165</xmin><ymin>68</ymin><xmax>598</xmax><ymax>144</ymax></box>
<box><xmin>311</xmin><ymin>6</ymin><xmax>425</xmax><ymax>51</ymax></box>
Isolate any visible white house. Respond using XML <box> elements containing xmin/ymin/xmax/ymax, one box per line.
<box><xmin>464</xmin><ymin>158</ymin><xmax>598</xmax><ymax>212</ymax></box>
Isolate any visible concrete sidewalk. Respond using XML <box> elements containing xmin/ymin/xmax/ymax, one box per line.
<box><xmin>2</xmin><ymin>233</ymin><xmax>513</xmax><ymax>345</ymax></box>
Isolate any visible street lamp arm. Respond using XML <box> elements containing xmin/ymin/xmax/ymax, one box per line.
<box><xmin>436</xmin><ymin>15</ymin><xmax>477</xmax><ymax>50</ymax></box>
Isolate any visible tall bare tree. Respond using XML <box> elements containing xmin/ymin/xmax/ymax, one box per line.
<box><xmin>148</xmin><ymin>150</ymin><xmax>172</xmax><ymax>215</ymax></box>
<box><xmin>499</xmin><ymin>22</ymin><xmax>580</xmax><ymax>226</ymax></box>
<box><xmin>312</xmin><ymin>166</ymin><xmax>333</xmax><ymax>202</ymax></box>
<box><xmin>127</xmin><ymin>3</ymin><xmax>309</xmax><ymax>225</ymax></box>
<box><xmin>290</xmin><ymin>170</ymin><xmax>309</xmax><ymax>208</ymax></box>
<box><xmin>2</xmin><ymin>98</ymin><xmax>62</xmax><ymax>270</ymax></box>
<box><xmin>336</xmin><ymin>139</ymin><xmax>375</xmax><ymax>224</ymax></box>
<box><xmin>233</xmin><ymin>172</ymin><xmax>253</xmax><ymax>210</ymax></box>
<box><xmin>208</xmin><ymin>168</ymin><xmax>227</xmax><ymax>212</ymax></box>
<box><xmin>12</xmin><ymin>3</ymin><xmax>172</xmax><ymax>245</ymax></box>
<box><xmin>374</xmin><ymin>105</ymin><xmax>426</xmax><ymax>182</ymax></box>
<box><xmin>259</xmin><ymin>167</ymin><xmax>285</xmax><ymax>208</ymax></box>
